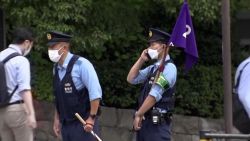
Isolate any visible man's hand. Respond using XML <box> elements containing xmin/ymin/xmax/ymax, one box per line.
<box><xmin>133</xmin><ymin>112</ymin><xmax>143</xmax><ymax>131</ymax></box>
<box><xmin>27</xmin><ymin>114</ymin><xmax>37</xmax><ymax>129</ymax></box>
<box><xmin>84</xmin><ymin>117</ymin><xmax>95</xmax><ymax>132</ymax></box>
<box><xmin>140</xmin><ymin>49</ymin><xmax>150</xmax><ymax>62</ymax></box>
<box><xmin>53</xmin><ymin>118</ymin><xmax>61</xmax><ymax>137</ymax></box>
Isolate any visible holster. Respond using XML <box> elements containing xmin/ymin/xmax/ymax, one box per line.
<box><xmin>150</xmin><ymin>108</ymin><xmax>172</xmax><ymax>125</ymax></box>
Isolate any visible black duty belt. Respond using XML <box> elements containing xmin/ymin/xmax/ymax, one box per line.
<box><xmin>145</xmin><ymin>112</ymin><xmax>172</xmax><ymax>119</ymax></box>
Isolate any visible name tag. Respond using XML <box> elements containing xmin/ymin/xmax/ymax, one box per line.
<box><xmin>64</xmin><ymin>83</ymin><xmax>73</xmax><ymax>93</ymax></box>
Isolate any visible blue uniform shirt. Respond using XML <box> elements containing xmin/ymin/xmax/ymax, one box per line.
<box><xmin>54</xmin><ymin>52</ymin><xmax>102</xmax><ymax>101</ymax></box>
<box><xmin>131</xmin><ymin>55</ymin><xmax>177</xmax><ymax>102</ymax></box>
<box><xmin>235</xmin><ymin>57</ymin><xmax>250</xmax><ymax>118</ymax></box>
<box><xmin>0</xmin><ymin>44</ymin><xmax>31</xmax><ymax>103</ymax></box>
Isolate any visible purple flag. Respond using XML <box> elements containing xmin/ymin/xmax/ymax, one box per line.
<box><xmin>169</xmin><ymin>0</ymin><xmax>198</xmax><ymax>72</ymax></box>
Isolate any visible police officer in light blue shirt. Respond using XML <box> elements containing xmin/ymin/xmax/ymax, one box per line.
<box><xmin>46</xmin><ymin>31</ymin><xmax>102</xmax><ymax>141</ymax></box>
<box><xmin>130</xmin><ymin>54</ymin><xmax>176</xmax><ymax>102</ymax></box>
<box><xmin>127</xmin><ymin>28</ymin><xmax>177</xmax><ymax>141</ymax></box>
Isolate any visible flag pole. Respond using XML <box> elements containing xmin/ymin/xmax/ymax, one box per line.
<box><xmin>222</xmin><ymin>0</ymin><xmax>232</xmax><ymax>139</ymax></box>
<box><xmin>153</xmin><ymin>44</ymin><xmax>168</xmax><ymax>83</ymax></box>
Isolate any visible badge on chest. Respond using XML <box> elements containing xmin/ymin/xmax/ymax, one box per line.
<box><xmin>64</xmin><ymin>83</ymin><xmax>73</xmax><ymax>94</ymax></box>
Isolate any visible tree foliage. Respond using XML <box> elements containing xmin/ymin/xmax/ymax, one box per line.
<box><xmin>1</xmin><ymin>0</ymin><xmax>250</xmax><ymax>118</ymax></box>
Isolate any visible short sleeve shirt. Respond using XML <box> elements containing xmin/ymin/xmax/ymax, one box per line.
<box><xmin>0</xmin><ymin>44</ymin><xmax>31</xmax><ymax>103</ymax></box>
<box><xmin>131</xmin><ymin>55</ymin><xmax>177</xmax><ymax>102</ymax></box>
<box><xmin>54</xmin><ymin>52</ymin><xmax>102</xmax><ymax>101</ymax></box>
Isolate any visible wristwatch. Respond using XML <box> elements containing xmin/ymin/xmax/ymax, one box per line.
<box><xmin>89</xmin><ymin>114</ymin><xmax>96</xmax><ymax>120</ymax></box>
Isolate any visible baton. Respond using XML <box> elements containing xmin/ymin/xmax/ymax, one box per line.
<box><xmin>75</xmin><ymin>113</ymin><xmax>102</xmax><ymax>141</ymax></box>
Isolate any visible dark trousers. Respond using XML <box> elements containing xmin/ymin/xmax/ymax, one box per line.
<box><xmin>136</xmin><ymin>118</ymin><xmax>171</xmax><ymax>141</ymax></box>
<box><xmin>61</xmin><ymin>120</ymin><xmax>100</xmax><ymax>141</ymax></box>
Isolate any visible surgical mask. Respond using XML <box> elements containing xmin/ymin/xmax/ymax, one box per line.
<box><xmin>23</xmin><ymin>44</ymin><xmax>32</xmax><ymax>56</ymax></box>
<box><xmin>48</xmin><ymin>47</ymin><xmax>64</xmax><ymax>63</ymax></box>
<box><xmin>147</xmin><ymin>49</ymin><xmax>159</xmax><ymax>60</ymax></box>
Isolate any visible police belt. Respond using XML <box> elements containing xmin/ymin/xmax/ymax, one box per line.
<box><xmin>145</xmin><ymin>109</ymin><xmax>173</xmax><ymax>120</ymax></box>
<box><xmin>61</xmin><ymin>114</ymin><xmax>90</xmax><ymax>125</ymax></box>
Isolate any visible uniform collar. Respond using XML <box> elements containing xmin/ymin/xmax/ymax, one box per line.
<box><xmin>8</xmin><ymin>44</ymin><xmax>23</xmax><ymax>55</ymax></box>
<box><xmin>57</xmin><ymin>52</ymin><xmax>73</xmax><ymax>70</ymax></box>
<box><xmin>155</xmin><ymin>55</ymin><xmax>170</xmax><ymax>66</ymax></box>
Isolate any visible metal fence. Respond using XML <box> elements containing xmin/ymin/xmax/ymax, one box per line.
<box><xmin>200</xmin><ymin>131</ymin><xmax>250</xmax><ymax>141</ymax></box>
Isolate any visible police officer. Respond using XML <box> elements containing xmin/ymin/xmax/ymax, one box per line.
<box><xmin>46</xmin><ymin>31</ymin><xmax>102</xmax><ymax>141</ymax></box>
<box><xmin>0</xmin><ymin>27</ymin><xmax>37</xmax><ymax>141</ymax></box>
<box><xmin>127</xmin><ymin>28</ymin><xmax>177</xmax><ymax>141</ymax></box>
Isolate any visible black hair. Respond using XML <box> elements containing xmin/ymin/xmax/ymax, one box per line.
<box><xmin>11</xmin><ymin>27</ymin><xmax>35</xmax><ymax>44</ymax></box>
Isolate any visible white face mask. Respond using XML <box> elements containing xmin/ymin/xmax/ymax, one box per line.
<box><xmin>147</xmin><ymin>49</ymin><xmax>159</xmax><ymax>60</ymax></box>
<box><xmin>48</xmin><ymin>47</ymin><xmax>64</xmax><ymax>63</ymax></box>
<box><xmin>23</xmin><ymin>45</ymin><xmax>32</xmax><ymax>56</ymax></box>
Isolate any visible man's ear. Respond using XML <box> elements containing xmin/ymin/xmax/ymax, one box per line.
<box><xmin>24</xmin><ymin>40</ymin><xmax>29</xmax><ymax>45</ymax></box>
<box><xmin>162</xmin><ymin>44</ymin><xmax>167</xmax><ymax>48</ymax></box>
<box><xmin>23</xmin><ymin>40</ymin><xmax>30</xmax><ymax>48</ymax></box>
<box><xmin>63</xmin><ymin>43</ymin><xmax>70</xmax><ymax>50</ymax></box>
<box><xmin>63</xmin><ymin>45</ymin><xmax>69</xmax><ymax>51</ymax></box>
<box><xmin>62</xmin><ymin>46</ymin><xmax>67</xmax><ymax>51</ymax></box>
